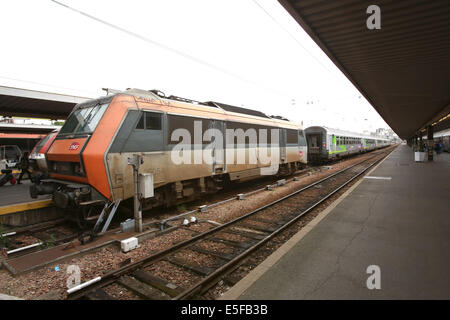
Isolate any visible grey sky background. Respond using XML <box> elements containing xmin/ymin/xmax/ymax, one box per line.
<box><xmin>0</xmin><ymin>0</ymin><xmax>390</xmax><ymax>133</ymax></box>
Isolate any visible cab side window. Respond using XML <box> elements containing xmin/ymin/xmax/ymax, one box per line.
<box><xmin>136</xmin><ymin>112</ymin><xmax>162</xmax><ymax>130</ymax></box>
<box><xmin>298</xmin><ymin>130</ymin><xmax>307</xmax><ymax>146</ymax></box>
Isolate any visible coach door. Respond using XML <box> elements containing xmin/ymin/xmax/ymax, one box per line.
<box><xmin>210</xmin><ymin>120</ymin><xmax>226</xmax><ymax>174</ymax></box>
<box><xmin>279</xmin><ymin>128</ymin><xmax>287</xmax><ymax>163</ymax></box>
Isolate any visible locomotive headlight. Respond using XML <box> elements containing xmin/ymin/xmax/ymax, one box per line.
<box><xmin>32</xmin><ymin>153</ymin><xmax>45</xmax><ymax>160</ymax></box>
<box><xmin>53</xmin><ymin>163</ymin><xmax>57</xmax><ymax>171</ymax></box>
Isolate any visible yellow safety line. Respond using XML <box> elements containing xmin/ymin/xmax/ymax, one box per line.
<box><xmin>0</xmin><ymin>170</ymin><xmax>20</xmax><ymax>175</ymax></box>
<box><xmin>0</xmin><ymin>199</ymin><xmax>53</xmax><ymax>216</ymax></box>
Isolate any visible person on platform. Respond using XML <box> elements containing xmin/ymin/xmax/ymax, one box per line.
<box><xmin>434</xmin><ymin>140</ymin><xmax>443</xmax><ymax>155</ymax></box>
<box><xmin>17</xmin><ymin>152</ymin><xmax>32</xmax><ymax>184</ymax></box>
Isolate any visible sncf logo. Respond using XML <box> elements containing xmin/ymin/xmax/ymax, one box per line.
<box><xmin>69</xmin><ymin>142</ymin><xmax>80</xmax><ymax>151</ymax></box>
<box><xmin>299</xmin><ymin>151</ymin><xmax>303</xmax><ymax>157</ymax></box>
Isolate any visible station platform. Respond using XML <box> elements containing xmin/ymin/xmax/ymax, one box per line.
<box><xmin>223</xmin><ymin>145</ymin><xmax>450</xmax><ymax>299</ymax></box>
<box><xmin>0</xmin><ymin>180</ymin><xmax>55</xmax><ymax>225</ymax></box>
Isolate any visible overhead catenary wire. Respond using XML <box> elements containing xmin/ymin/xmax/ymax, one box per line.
<box><xmin>49</xmin><ymin>0</ymin><xmax>293</xmax><ymax>99</ymax></box>
<box><xmin>46</xmin><ymin>0</ymin><xmax>382</xmax><ymax>131</ymax></box>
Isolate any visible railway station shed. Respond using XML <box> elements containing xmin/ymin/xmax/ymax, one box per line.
<box><xmin>0</xmin><ymin>85</ymin><xmax>89</xmax><ymax>120</ymax></box>
<box><xmin>0</xmin><ymin>86</ymin><xmax>90</xmax><ymax>220</ymax></box>
<box><xmin>0</xmin><ymin>84</ymin><xmax>88</xmax><ymax>157</ymax></box>
<box><xmin>222</xmin><ymin>0</ymin><xmax>450</xmax><ymax>299</ymax></box>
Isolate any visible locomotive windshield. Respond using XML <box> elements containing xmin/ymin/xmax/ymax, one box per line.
<box><xmin>32</xmin><ymin>131</ymin><xmax>57</xmax><ymax>154</ymax></box>
<box><xmin>60</xmin><ymin>103</ymin><xmax>109</xmax><ymax>135</ymax></box>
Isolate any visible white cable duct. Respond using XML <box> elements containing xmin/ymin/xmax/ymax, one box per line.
<box><xmin>6</xmin><ymin>242</ymin><xmax>43</xmax><ymax>255</ymax></box>
<box><xmin>67</xmin><ymin>276</ymin><xmax>102</xmax><ymax>295</ymax></box>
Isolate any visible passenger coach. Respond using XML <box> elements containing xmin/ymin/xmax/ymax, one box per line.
<box><xmin>305</xmin><ymin>126</ymin><xmax>390</xmax><ymax>164</ymax></box>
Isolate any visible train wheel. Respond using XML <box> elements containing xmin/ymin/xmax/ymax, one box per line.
<box><xmin>76</xmin><ymin>210</ymin><xmax>88</xmax><ymax>229</ymax></box>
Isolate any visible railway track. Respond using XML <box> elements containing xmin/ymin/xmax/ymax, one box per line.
<box><xmin>66</xmin><ymin>146</ymin><xmax>394</xmax><ymax>300</ymax></box>
<box><xmin>0</xmin><ymin>147</ymin><xmax>385</xmax><ymax>260</ymax></box>
<box><xmin>0</xmin><ymin>219</ymin><xmax>80</xmax><ymax>258</ymax></box>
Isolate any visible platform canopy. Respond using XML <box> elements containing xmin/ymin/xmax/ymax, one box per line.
<box><xmin>0</xmin><ymin>123</ymin><xmax>60</xmax><ymax>134</ymax></box>
<box><xmin>279</xmin><ymin>0</ymin><xmax>450</xmax><ymax>139</ymax></box>
<box><xmin>0</xmin><ymin>85</ymin><xmax>90</xmax><ymax>119</ymax></box>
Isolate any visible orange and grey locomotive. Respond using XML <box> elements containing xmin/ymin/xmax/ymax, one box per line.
<box><xmin>31</xmin><ymin>89</ymin><xmax>308</xmax><ymax>225</ymax></box>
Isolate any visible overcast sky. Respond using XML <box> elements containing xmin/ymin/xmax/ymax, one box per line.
<box><xmin>0</xmin><ymin>0</ymin><xmax>391</xmax><ymax>133</ymax></box>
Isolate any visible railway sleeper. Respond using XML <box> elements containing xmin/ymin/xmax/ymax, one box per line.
<box><xmin>237</xmin><ymin>222</ymin><xmax>277</xmax><ymax>233</ymax></box>
<box><xmin>165</xmin><ymin>256</ymin><xmax>217</xmax><ymax>276</ymax></box>
<box><xmin>85</xmin><ymin>288</ymin><xmax>116</xmax><ymax>300</ymax></box>
<box><xmin>132</xmin><ymin>270</ymin><xmax>184</xmax><ymax>297</ymax></box>
<box><xmin>209</xmin><ymin>237</ymin><xmax>254</xmax><ymax>249</ymax></box>
<box><xmin>222</xmin><ymin>229</ymin><xmax>266</xmax><ymax>240</ymax></box>
<box><xmin>180</xmin><ymin>226</ymin><xmax>202</xmax><ymax>235</ymax></box>
<box><xmin>249</xmin><ymin>216</ymin><xmax>285</xmax><ymax>226</ymax></box>
<box><xmin>189</xmin><ymin>246</ymin><xmax>234</xmax><ymax>261</ymax></box>
<box><xmin>117</xmin><ymin>275</ymin><xmax>171</xmax><ymax>300</ymax></box>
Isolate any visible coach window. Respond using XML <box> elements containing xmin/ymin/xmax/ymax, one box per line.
<box><xmin>298</xmin><ymin>130</ymin><xmax>307</xmax><ymax>146</ymax></box>
<box><xmin>287</xmin><ymin>129</ymin><xmax>299</xmax><ymax>145</ymax></box>
<box><xmin>136</xmin><ymin>114</ymin><xmax>145</xmax><ymax>129</ymax></box>
<box><xmin>146</xmin><ymin>112</ymin><xmax>162</xmax><ymax>130</ymax></box>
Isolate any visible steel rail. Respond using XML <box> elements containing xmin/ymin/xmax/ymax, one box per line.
<box><xmin>67</xmin><ymin>147</ymin><xmax>393</xmax><ymax>300</ymax></box>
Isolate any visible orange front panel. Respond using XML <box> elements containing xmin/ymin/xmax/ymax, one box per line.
<box><xmin>47</xmin><ymin>137</ymin><xmax>88</xmax><ymax>162</ymax></box>
<box><xmin>82</xmin><ymin>96</ymin><xmax>134</xmax><ymax>200</ymax></box>
<box><xmin>50</xmin><ymin>173</ymin><xmax>88</xmax><ymax>184</ymax></box>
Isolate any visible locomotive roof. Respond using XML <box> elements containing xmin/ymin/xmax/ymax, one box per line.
<box><xmin>112</xmin><ymin>88</ymin><xmax>303</xmax><ymax>130</ymax></box>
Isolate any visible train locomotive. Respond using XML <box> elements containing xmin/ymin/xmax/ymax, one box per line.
<box><xmin>30</xmin><ymin>89</ymin><xmax>308</xmax><ymax>226</ymax></box>
<box><xmin>305</xmin><ymin>126</ymin><xmax>390</xmax><ymax>164</ymax></box>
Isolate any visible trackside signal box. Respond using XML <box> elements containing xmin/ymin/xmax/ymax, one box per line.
<box><xmin>139</xmin><ymin>173</ymin><xmax>154</xmax><ymax>198</ymax></box>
